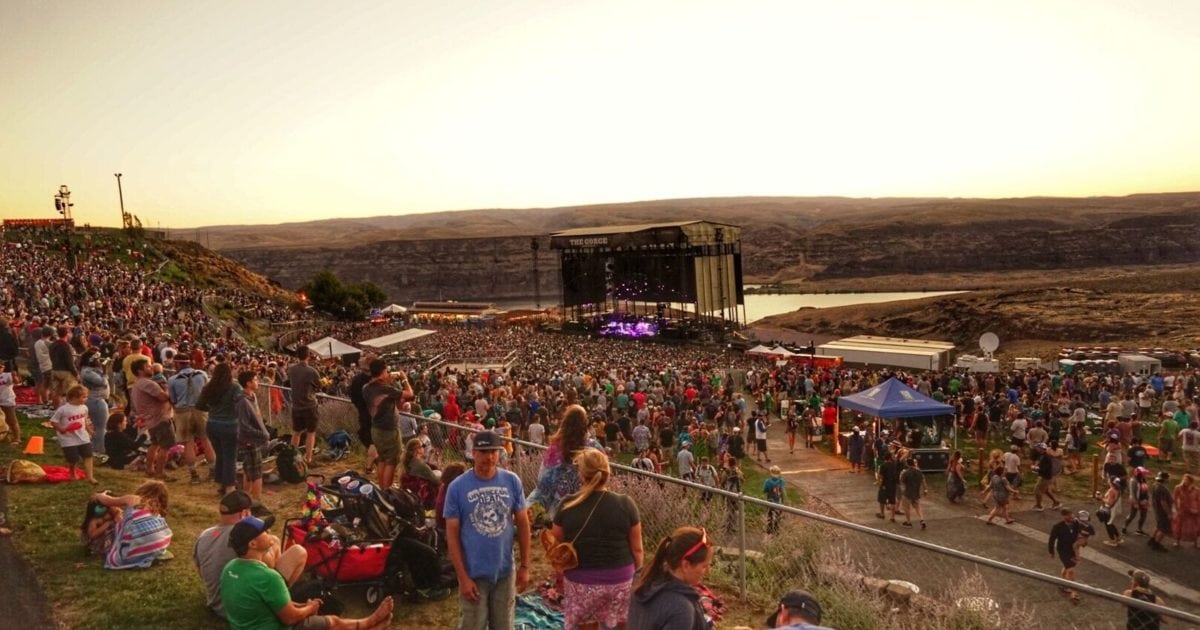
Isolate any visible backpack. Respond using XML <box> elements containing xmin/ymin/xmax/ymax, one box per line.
<box><xmin>276</xmin><ymin>443</ymin><xmax>307</xmax><ymax>484</ymax></box>
<box><xmin>326</xmin><ymin>430</ymin><xmax>351</xmax><ymax>461</ymax></box>
<box><xmin>173</xmin><ymin>370</ymin><xmax>204</xmax><ymax>407</ymax></box>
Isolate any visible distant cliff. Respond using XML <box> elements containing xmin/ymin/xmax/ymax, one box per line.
<box><xmin>225</xmin><ymin>236</ymin><xmax>561</xmax><ymax>304</ymax></box>
<box><xmin>206</xmin><ymin>193</ymin><xmax>1200</xmax><ymax>303</ymax></box>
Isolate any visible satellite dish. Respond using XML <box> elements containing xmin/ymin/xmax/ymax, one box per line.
<box><xmin>979</xmin><ymin>332</ymin><xmax>1000</xmax><ymax>357</ymax></box>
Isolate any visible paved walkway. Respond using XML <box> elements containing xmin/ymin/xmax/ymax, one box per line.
<box><xmin>750</xmin><ymin>421</ymin><xmax>1200</xmax><ymax>619</ymax></box>
<box><xmin>0</xmin><ymin>483</ymin><xmax>57</xmax><ymax>629</ymax></box>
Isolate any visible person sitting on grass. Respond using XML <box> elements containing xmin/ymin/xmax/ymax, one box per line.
<box><xmin>51</xmin><ymin>384</ymin><xmax>98</xmax><ymax>484</ymax></box>
<box><xmin>102</xmin><ymin>411</ymin><xmax>146</xmax><ymax>470</ymax></box>
<box><xmin>222</xmin><ymin>516</ymin><xmax>395</xmax><ymax>630</ymax></box>
<box><xmin>400</xmin><ymin>437</ymin><xmax>441</xmax><ymax>509</ymax></box>
<box><xmin>195</xmin><ymin>491</ymin><xmax>306</xmax><ymax>620</ymax></box>
<box><xmin>91</xmin><ymin>480</ymin><xmax>173</xmax><ymax>569</ymax></box>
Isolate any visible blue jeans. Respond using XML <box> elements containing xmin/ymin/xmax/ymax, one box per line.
<box><xmin>86</xmin><ymin>397</ymin><xmax>108</xmax><ymax>454</ymax></box>
<box><xmin>458</xmin><ymin>573</ymin><xmax>515</xmax><ymax>630</ymax></box>
<box><xmin>207</xmin><ymin>420</ymin><xmax>238</xmax><ymax>488</ymax></box>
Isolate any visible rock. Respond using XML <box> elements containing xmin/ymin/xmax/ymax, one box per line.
<box><xmin>862</xmin><ymin>577</ymin><xmax>890</xmax><ymax>592</ymax></box>
<box><xmin>714</xmin><ymin>546</ymin><xmax>765</xmax><ymax>561</ymax></box>
<box><xmin>884</xmin><ymin>580</ymin><xmax>920</xmax><ymax>605</ymax></box>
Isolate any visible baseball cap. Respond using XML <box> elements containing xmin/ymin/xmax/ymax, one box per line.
<box><xmin>1156</xmin><ymin>471</ymin><xmax>1170</xmax><ymax>482</ymax></box>
<box><xmin>471</xmin><ymin>430</ymin><xmax>506</xmax><ymax>451</ymax></box>
<box><xmin>228</xmin><ymin>516</ymin><xmax>276</xmax><ymax>555</ymax></box>
<box><xmin>767</xmin><ymin>590</ymin><xmax>823</xmax><ymax>627</ymax></box>
<box><xmin>1129</xmin><ymin>569</ymin><xmax>1151</xmax><ymax>588</ymax></box>
<box><xmin>219</xmin><ymin>490</ymin><xmax>254</xmax><ymax>515</ymax></box>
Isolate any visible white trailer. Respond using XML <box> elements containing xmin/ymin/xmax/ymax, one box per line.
<box><xmin>817</xmin><ymin>341</ymin><xmax>942</xmax><ymax>371</ymax></box>
<box><xmin>1118</xmin><ymin>353</ymin><xmax>1162</xmax><ymax>376</ymax></box>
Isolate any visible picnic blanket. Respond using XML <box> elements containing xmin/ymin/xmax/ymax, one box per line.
<box><xmin>515</xmin><ymin>592</ymin><xmax>564</xmax><ymax>630</ymax></box>
<box><xmin>14</xmin><ymin>386</ymin><xmax>37</xmax><ymax>406</ymax></box>
<box><xmin>5</xmin><ymin>460</ymin><xmax>87</xmax><ymax>483</ymax></box>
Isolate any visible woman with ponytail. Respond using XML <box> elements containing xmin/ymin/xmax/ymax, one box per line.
<box><xmin>550</xmin><ymin>448</ymin><xmax>642</xmax><ymax>629</ymax></box>
<box><xmin>627</xmin><ymin>526</ymin><xmax>711</xmax><ymax>630</ymax></box>
<box><xmin>528</xmin><ymin>404</ymin><xmax>594</xmax><ymax>519</ymax></box>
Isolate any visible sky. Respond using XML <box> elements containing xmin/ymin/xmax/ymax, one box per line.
<box><xmin>2</xmin><ymin>0</ymin><xmax>1199</xmax><ymax>229</ymax></box>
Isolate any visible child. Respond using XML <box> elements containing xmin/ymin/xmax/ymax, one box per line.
<box><xmin>1073</xmin><ymin>509</ymin><xmax>1096</xmax><ymax>559</ymax></box>
<box><xmin>764</xmin><ymin>465</ymin><xmax>786</xmax><ymax>534</ymax></box>
<box><xmin>81</xmin><ymin>495</ymin><xmax>119</xmax><ymax>556</ymax></box>
<box><xmin>434</xmin><ymin>461</ymin><xmax>467</xmax><ymax>539</ymax></box>
<box><xmin>91</xmin><ymin>481</ymin><xmax>172</xmax><ymax>569</ymax></box>
<box><xmin>51</xmin><ymin>385</ymin><xmax>97</xmax><ymax>484</ymax></box>
<box><xmin>0</xmin><ymin>361</ymin><xmax>19</xmax><ymax>443</ymax></box>
<box><xmin>697</xmin><ymin>456</ymin><xmax>719</xmax><ymax>504</ymax></box>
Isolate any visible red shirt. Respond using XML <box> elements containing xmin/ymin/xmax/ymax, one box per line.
<box><xmin>822</xmin><ymin>405</ymin><xmax>839</xmax><ymax>427</ymax></box>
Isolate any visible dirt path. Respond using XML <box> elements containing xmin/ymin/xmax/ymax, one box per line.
<box><xmin>0</xmin><ymin>482</ymin><xmax>57</xmax><ymax>629</ymax></box>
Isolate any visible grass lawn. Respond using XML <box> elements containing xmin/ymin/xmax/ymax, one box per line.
<box><xmin>0</xmin><ymin>409</ymin><xmax>466</xmax><ymax>630</ymax></box>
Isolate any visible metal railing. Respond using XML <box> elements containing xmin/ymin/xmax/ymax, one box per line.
<box><xmin>255</xmin><ymin>383</ymin><xmax>1200</xmax><ymax>629</ymax></box>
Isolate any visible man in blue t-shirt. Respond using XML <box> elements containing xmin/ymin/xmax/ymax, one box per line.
<box><xmin>445</xmin><ymin>430</ymin><xmax>532</xmax><ymax>630</ymax></box>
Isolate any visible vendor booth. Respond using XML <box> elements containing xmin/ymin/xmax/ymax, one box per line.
<box><xmin>837</xmin><ymin>378</ymin><xmax>956</xmax><ymax>471</ymax></box>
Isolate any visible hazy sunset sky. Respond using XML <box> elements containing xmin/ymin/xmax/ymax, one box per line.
<box><xmin>3</xmin><ymin>0</ymin><xmax>1198</xmax><ymax>229</ymax></box>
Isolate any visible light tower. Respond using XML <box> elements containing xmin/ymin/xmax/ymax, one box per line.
<box><xmin>114</xmin><ymin>173</ymin><xmax>127</xmax><ymax>228</ymax></box>
<box><xmin>53</xmin><ymin>185</ymin><xmax>76</xmax><ymax>269</ymax></box>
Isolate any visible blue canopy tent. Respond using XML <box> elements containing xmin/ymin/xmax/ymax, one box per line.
<box><xmin>838</xmin><ymin>378</ymin><xmax>957</xmax><ymax>471</ymax></box>
<box><xmin>837</xmin><ymin>377</ymin><xmax>955</xmax><ymax>418</ymax></box>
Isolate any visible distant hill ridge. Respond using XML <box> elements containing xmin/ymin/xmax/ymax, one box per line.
<box><xmin>178</xmin><ymin>193</ymin><xmax>1200</xmax><ymax>303</ymax></box>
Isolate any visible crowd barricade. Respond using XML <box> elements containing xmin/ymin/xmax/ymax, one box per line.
<box><xmin>256</xmin><ymin>383</ymin><xmax>1200</xmax><ymax>629</ymax></box>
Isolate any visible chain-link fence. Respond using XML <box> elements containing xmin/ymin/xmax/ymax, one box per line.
<box><xmin>256</xmin><ymin>384</ymin><xmax>1200</xmax><ymax>629</ymax></box>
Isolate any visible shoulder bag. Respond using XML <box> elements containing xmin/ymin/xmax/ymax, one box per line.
<box><xmin>541</xmin><ymin>492</ymin><xmax>605</xmax><ymax>572</ymax></box>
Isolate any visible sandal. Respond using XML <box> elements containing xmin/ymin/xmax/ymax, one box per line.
<box><xmin>1005</xmin><ymin>520</ymin><xmax>1015</xmax><ymax>524</ymax></box>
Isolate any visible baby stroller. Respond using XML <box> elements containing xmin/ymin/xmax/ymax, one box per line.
<box><xmin>284</xmin><ymin>472</ymin><xmax>454</xmax><ymax>607</ymax></box>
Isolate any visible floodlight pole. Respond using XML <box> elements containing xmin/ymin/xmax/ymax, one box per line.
<box><xmin>114</xmin><ymin>173</ymin><xmax>125</xmax><ymax>227</ymax></box>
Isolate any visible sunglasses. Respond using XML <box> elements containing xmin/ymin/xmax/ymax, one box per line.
<box><xmin>682</xmin><ymin>528</ymin><xmax>709</xmax><ymax>561</ymax></box>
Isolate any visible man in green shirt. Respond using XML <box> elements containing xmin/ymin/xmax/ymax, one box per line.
<box><xmin>222</xmin><ymin>517</ymin><xmax>394</xmax><ymax>630</ymax></box>
<box><xmin>1160</xmin><ymin>413</ymin><xmax>1184</xmax><ymax>462</ymax></box>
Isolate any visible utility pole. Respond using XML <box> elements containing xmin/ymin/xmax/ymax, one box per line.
<box><xmin>114</xmin><ymin>173</ymin><xmax>126</xmax><ymax>228</ymax></box>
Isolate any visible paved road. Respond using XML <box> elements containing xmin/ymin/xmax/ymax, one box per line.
<box><xmin>0</xmin><ymin>483</ymin><xmax>57</xmax><ymax>629</ymax></box>
<box><xmin>752</xmin><ymin>422</ymin><xmax>1200</xmax><ymax>625</ymax></box>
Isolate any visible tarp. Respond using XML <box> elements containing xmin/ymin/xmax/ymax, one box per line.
<box><xmin>381</xmin><ymin>304</ymin><xmax>408</xmax><ymax>314</ymax></box>
<box><xmin>360</xmin><ymin>328</ymin><xmax>436</xmax><ymax>349</ymax></box>
<box><xmin>837</xmin><ymin>377</ymin><xmax>955</xmax><ymax>418</ymax></box>
<box><xmin>306</xmin><ymin>336</ymin><xmax>361</xmax><ymax>359</ymax></box>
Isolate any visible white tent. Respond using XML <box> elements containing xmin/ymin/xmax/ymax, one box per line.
<box><xmin>745</xmin><ymin>345</ymin><xmax>774</xmax><ymax>356</ymax></box>
<box><xmin>306</xmin><ymin>336</ymin><xmax>361</xmax><ymax>359</ymax></box>
<box><xmin>360</xmin><ymin>328</ymin><xmax>437</xmax><ymax>350</ymax></box>
<box><xmin>381</xmin><ymin>304</ymin><xmax>408</xmax><ymax>315</ymax></box>
<box><xmin>770</xmin><ymin>345</ymin><xmax>797</xmax><ymax>356</ymax></box>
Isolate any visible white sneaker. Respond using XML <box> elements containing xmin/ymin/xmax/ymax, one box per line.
<box><xmin>1032</xmin><ymin>506</ymin><xmax>1044</xmax><ymax>512</ymax></box>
